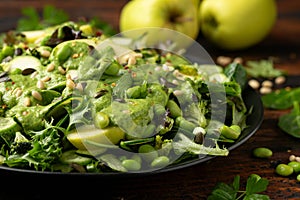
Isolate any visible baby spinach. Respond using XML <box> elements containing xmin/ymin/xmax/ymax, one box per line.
<box><xmin>262</xmin><ymin>87</ymin><xmax>300</xmax><ymax>138</ymax></box>
<box><xmin>278</xmin><ymin>101</ymin><xmax>300</xmax><ymax>138</ymax></box>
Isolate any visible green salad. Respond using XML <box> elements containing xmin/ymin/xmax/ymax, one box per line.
<box><xmin>0</xmin><ymin>21</ymin><xmax>250</xmax><ymax>173</ymax></box>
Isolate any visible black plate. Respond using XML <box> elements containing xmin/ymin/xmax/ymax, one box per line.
<box><xmin>0</xmin><ymin>85</ymin><xmax>263</xmax><ymax>178</ymax></box>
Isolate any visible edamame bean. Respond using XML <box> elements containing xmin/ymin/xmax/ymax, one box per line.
<box><xmin>151</xmin><ymin>156</ymin><xmax>170</xmax><ymax>168</ymax></box>
<box><xmin>122</xmin><ymin>159</ymin><xmax>141</xmax><ymax>171</ymax></box>
<box><xmin>252</xmin><ymin>147</ymin><xmax>273</xmax><ymax>158</ymax></box>
<box><xmin>288</xmin><ymin>161</ymin><xmax>300</xmax><ymax>173</ymax></box>
<box><xmin>94</xmin><ymin>112</ymin><xmax>110</xmax><ymax>129</ymax></box>
<box><xmin>126</xmin><ymin>85</ymin><xmax>141</xmax><ymax>98</ymax></box>
<box><xmin>166</xmin><ymin>100</ymin><xmax>182</xmax><ymax>118</ymax></box>
<box><xmin>131</xmin><ymin>154</ymin><xmax>142</xmax><ymax>164</ymax></box>
<box><xmin>297</xmin><ymin>174</ymin><xmax>300</xmax><ymax>182</ymax></box>
<box><xmin>138</xmin><ymin>144</ymin><xmax>158</xmax><ymax>163</ymax></box>
<box><xmin>2</xmin><ymin>45</ymin><xmax>14</xmax><ymax>56</ymax></box>
<box><xmin>275</xmin><ymin>163</ymin><xmax>293</xmax><ymax>176</ymax></box>
<box><xmin>175</xmin><ymin>116</ymin><xmax>197</xmax><ymax>133</ymax></box>
<box><xmin>57</xmin><ymin>44</ymin><xmax>72</xmax><ymax>63</ymax></box>
<box><xmin>105</xmin><ymin>61</ymin><xmax>122</xmax><ymax>76</ymax></box>
<box><xmin>219</xmin><ymin>125</ymin><xmax>240</xmax><ymax>139</ymax></box>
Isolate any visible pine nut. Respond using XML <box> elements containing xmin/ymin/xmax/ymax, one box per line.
<box><xmin>173</xmin><ymin>90</ymin><xmax>184</xmax><ymax>96</ymax></box>
<box><xmin>15</xmin><ymin>89</ymin><xmax>23</xmax><ymax>97</ymax></box>
<box><xmin>58</xmin><ymin>66</ymin><xmax>66</xmax><ymax>75</ymax></box>
<box><xmin>47</xmin><ymin>63</ymin><xmax>55</xmax><ymax>72</ymax></box>
<box><xmin>75</xmin><ymin>82</ymin><xmax>84</xmax><ymax>92</ymax></box>
<box><xmin>275</xmin><ymin>76</ymin><xmax>286</xmax><ymax>85</ymax></box>
<box><xmin>216</xmin><ymin>56</ymin><xmax>232</xmax><ymax>66</ymax></box>
<box><xmin>32</xmin><ymin>90</ymin><xmax>42</xmax><ymax>101</ymax></box>
<box><xmin>30</xmin><ymin>71</ymin><xmax>38</xmax><ymax>79</ymax></box>
<box><xmin>41</xmin><ymin>76</ymin><xmax>51</xmax><ymax>82</ymax></box>
<box><xmin>66</xmin><ymin>79</ymin><xmax>76</xmax><ymax>89</ymax></box>
<box><xmin>248</xmin><ymin>79</ymin><xmax>260</xmax><ymax>89</ymax></box>
<box><xmin>40</xmin><ymin>49</ymin><xmax>51</xmax><ymax>58</ymax></box>
<box><xmin>233</xmin><ymin>57</ymin><xmax>243</xmax><ymax>64</ymax></box>
<box><xmin>289</xmin><ymin>154</ymin><xmax>296</xmax><ymax>162</ymax></box>
<box><xmin>261</xmin><ymin>80</ymin><xmax>273</xmax><ymax>88</ymax></box>
<box><xmin>296</xmin><ymin>157</ymin><xmax>300</xmax><ymax>163</ymax></box>
<box><xmin>24</xmin><ymin>97</ymin><xmax>31</xmax><ymax>107</ymax></box>
<box><xmin>37</xmin><ymin>80</ymin><xmax>45</xmax><ymax>89</ymax></box>
<box><xmin>259</xmin><ymin>86</ymin><xmax>272</xmax><ymax>94</ymax></box>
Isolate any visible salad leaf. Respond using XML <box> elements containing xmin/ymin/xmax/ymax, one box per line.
<box><xmin>262</xmin><ymin>87</ymin><xmax>300</xmax><ymax>110</ymax></box>
<box><xmin>278</xmin><ymin>101</ymin><xmax>300</xmax><ymax>138</ymax></box>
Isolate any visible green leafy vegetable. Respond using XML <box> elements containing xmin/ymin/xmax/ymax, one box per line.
<box><xmin>278</xmin><ymin>101</ymin><xmax>300</xmax><ymax>138</ymax></box>
<box><xmin>208</xmin><ymin>174</ymin><xmax>270</xmax><ymax>200</ymax></box>
<box><xmin>16</xmin><ymin>5</ymin><xmax>69</xmax><ymax>31</ymax></box>
<box><xmin>262</xmin><ymin>87</ymin><xmax>300</xmax><ymax>110</ymax></box>
<box><xmin>262</xmin><ymin>87</ymin><xmax>300</xmax><ymax>138</ymax></box>
<box><xmin>245</xmin><ymin>59</ymin><xmax>285</xmax><ymax>79</ymax></box>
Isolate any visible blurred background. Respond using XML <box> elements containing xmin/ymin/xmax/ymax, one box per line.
<box><xmin>0</xmin><ymin>0</ymin><xmax>299</xmax><ymax>50</ymax></box>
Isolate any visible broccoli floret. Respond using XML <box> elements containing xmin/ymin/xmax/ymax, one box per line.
<box><xmin>10</xmin><ymin>132</ymin><xmax>32</xmax><ymax>154</ymax></box>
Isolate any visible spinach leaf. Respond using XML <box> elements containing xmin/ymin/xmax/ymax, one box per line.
<box><xmin>261</xmin><ymin>87</ymin><xmax>300</xmax><ymax>110</ymax></box>
<box><xmin>224</xmin><ymin>62</ymin><xmax>247</xmax><ymax>90</ymax></box>
<box><xmin>278</xmin><ymin>101</ymin><xmax>300</xmax><ymax>138</ymax></box>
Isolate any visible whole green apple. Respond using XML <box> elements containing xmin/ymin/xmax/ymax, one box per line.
<box><xmin>199</xmin><ymin>0</ymin><xmax>277</xmax><ymax>50</ymax></box>
<box><xmin>119</xmin><ymin>0</ymin><xmax>199</xmax><ymax>45</ymax></box>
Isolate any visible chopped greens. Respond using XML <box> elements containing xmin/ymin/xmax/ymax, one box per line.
<box><xmin>208</xmin><ymin>174</ymin><xmax>270</xmax><ymax>200</ymax></box>
<box><xmin>0</xmin><ymin>19</ymin><xmax>251</xmax><ymax>173</ymax></box>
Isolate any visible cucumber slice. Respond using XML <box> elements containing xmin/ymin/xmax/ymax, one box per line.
<box><xmin>2</xmin><ymin>56</ymin><xmax>41</xmax><ymax>72</ymax></box>
<box><xmin>0</xmin><ymin>117</ymin><xmax>21</xmax><ymax>143</ymax></box>
<box><xmin>60</xmin><ymin>149</ymin><xmax>92</xmax><ymax>165</ymax></box>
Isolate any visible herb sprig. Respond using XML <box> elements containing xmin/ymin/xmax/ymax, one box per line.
<box><xmin>207</xmin><ymin>174</ymin><xmax>270</xmax><ymax>200</ymax></box>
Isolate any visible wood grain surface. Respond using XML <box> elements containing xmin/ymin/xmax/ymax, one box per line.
<box><xmin>0</xmin><ymin>0</ymin><xmax>299</xmax><ymax>199</ymax></box>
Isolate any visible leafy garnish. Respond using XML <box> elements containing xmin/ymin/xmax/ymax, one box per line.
<box><xmin>245</xmin><ymin>59</ymin><xmax>285</xmax><ymax>79</ymax></box>
<box><xmin>207</xmin><ymin>174</ymin><xmax>270</xmax><ymax>200</ymax></box>
<box><xmin>16</xmin><ymin>5</ymin><xmax>69</xmax><ymax>31</ymax></box>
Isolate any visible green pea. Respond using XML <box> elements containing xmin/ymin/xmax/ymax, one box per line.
<box><xmin>276</xmin><ymin>163</ymin><xmax>293</xmax><ymax>176</ymax></box>
<box><xmin>57</xmin><ymin>44</ymin><xmax>72</xmax><ymax>63</ymax></box>
<box><xmin>252</xmin><ymin>147</ymin><xmax>273</xmax><ymax>158</ymax></box>
<box><xmin>297</xmin><ymin>174</ymin><xmax>300</xmax><ymax>182</ymax></box>
<box><xmin>151</xmin><ymin>156</ymin><xmax>170</xmax><ymax>168</ymax></box>
<box><xmin>166</xmin><ymin>100</ymin><xmax>182</xmax><ymax>118</ymax></box>
<box><xmin>138</xmin><ymin>144</ymin><xmax>158</xmax><ymax>163</ymax></box>
<box><xmin>94</xmin><ymin>112</ymin><xmax>110</xmax><ymax>129</ymax></box>
<box><xmin>122</xmin><ymin>159</ymin><xmax>141</xmax><ymax>171</ymax></box>
<box><xmin>288</xmin><ymin>161</ymin><xmax>300</xmax><ymax>173</ymax></box>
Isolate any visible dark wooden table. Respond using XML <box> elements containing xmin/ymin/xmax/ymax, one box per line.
<box><xmin>0</xmin><ymin>0</ymin><xmax>299</xmax><ymax>199</ymax></box>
